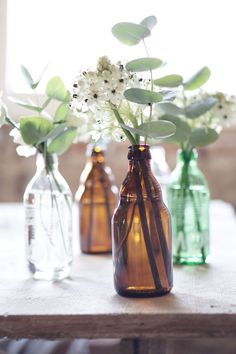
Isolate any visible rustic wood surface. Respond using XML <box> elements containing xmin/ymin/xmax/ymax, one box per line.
<box><xmin>0</xmin><ymin>201</ymin><xmax>236</xmax><ymax>339</ymax></box>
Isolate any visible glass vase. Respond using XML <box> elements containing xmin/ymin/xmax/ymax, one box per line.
<box><xmin>76</xmin><ymin>145</ymin><xmax>118</xmax><ymax>254</ymax></box>
<box><xmin>112</xmin><ymin>144</ymin><xmax>173</xmax><ymax>298</ymax></box>
<box><xmin>167</xmin><ymin>149</ymin><xmax>210</xmax><ymax>265</ymax></box>
<box><xmin>24</xmin><ymin>153</ymin><xmax>73</xmax><ymax>280</ymax></box>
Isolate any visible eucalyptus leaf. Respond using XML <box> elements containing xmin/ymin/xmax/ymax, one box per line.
<box><xmin>126</xmin><ymin>57</ymin><xmax>163</xmax><ymax>72</ymax></box>
<box><xmin>47</xmin><ymin>128</ymin><xmax>77</xmax><ymax>155</ymax></box>
<box><xmin>121</xmin><ymin>120</ymin><xmax>176</xmax><ymax>139</ymax></box>
<box><xmin>54</xmin><ymin>103</ymin><xmax>70</xmax><ymax>122</ymax></box>
<box><xmin>20</xmin><ymin>65</ymin><xmax>34</xmax><ymax>89</ymax></box>
<box><xmin>157</xmin><ymin>102</ymin><xmax>184</xmax><ymax>116</ymax></box>
<box><xmin>183</xmin><ymin>67</ymin><xmax>211</xmax><ymax>90</ymax></box>
<box><xmin>19</xmin><ymin>116</ymin><xmax>53</xmax><ymax>145</ymax></box>
<box><xmin>111</xmin><ymin>22</ymin><xmax>150</xmax><ymax>46</ymax></box>
<box><xmin>8</xmin><ymin>96</ymin><xmax>42</xmax><ymax>113</ymax></box>
<box><xmin>37</xmin><ymin>123</ymin><xmax>67</xmax><ymax>144</ymax></box>
<box><xmin>46</xmin><ymin>76</ymin><xmax>68</xmax><ymax>101</ymax></box>
<box><xmin>159</xmin><ymin>115</ymin><xmax>191</xmax><ymax>143</ymax></box>
<box><xmin>188</xmin><ymin>128</ymin><xmax>219</xmax><ymax>147</ymax></box>
<box><xmin>41</xmin><ymin>97</ymin><xmax>52</xmax><ymax>111</ymax></box>
<box><xmin>154</xmin><ymin>74</ymin><xmax>183</xmax><ymax>87</ymax></box>
<box><xmin>159</xmin><ymin>90</ymin><xmax>177</xmax><ymax>101</ymax></box>
<box><xmin>124</xmin><ymin>88</ymin><xmax>162</xmax><ymax>104</ymax></box>
<box><xmin>140</xmin><ymin>16</ymin><xmax>157</xmax><ymax>31</ymax></box>
<box><xmin>185</xmin><ymin>97</ymin><xmax>218</xmax><ymax>118</ymax></box>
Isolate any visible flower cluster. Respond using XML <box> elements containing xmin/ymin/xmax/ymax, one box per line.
<box><xmin>211</xmin><ymin>92</ymin><xmax>236</xmax><ymax>127</ymax></box>
<box><xmin>71</xmin><ymin>56</ymin><xmax>146</xmax><ymax>143</ymax></box>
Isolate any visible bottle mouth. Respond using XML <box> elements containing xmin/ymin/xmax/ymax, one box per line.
<box><xmin>128</xmin><ymin>144</ymin><xmax>151</xmax><ymax>160</ymax></box>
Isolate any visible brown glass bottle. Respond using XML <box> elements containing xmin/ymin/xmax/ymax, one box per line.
<box><xmin>76</xmin><ymin>145</ymin><xmax>118</xmax><ymax>254</ymax></box>
<box><xmin>112</xmin><ymin>145</ymin><xmax>173</xmax><ymax>297</ymax></box>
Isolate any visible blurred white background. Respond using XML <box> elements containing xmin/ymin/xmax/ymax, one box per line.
<box><xmin>2</xmin><ymin>0</ymin><xmax>236</xmax><ymax>96</ymax></box>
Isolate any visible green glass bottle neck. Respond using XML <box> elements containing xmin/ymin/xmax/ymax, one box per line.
<box><xmin>177</xmin><ymin>149</ymin><xmax>198</xmax><ymax>166</ymax></box>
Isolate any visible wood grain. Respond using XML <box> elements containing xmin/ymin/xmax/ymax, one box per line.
<box><xmin>0</xmin><ymin>201</ymin><xmax>236</xmax><ymax>339</ymax></box>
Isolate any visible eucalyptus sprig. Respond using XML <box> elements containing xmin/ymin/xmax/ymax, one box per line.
<box><xmin>111</xmin><ymin>15</ymin><xmax>176</xmax><ymax>143</ymax></box>
<box><xmin>5</xmin><ymin>66</ymin><xmax>77</xmax><ymax>163</ymax></box>
<box><xmin>71</xmin><ymin>16</ymin><xmax>177</xmax><ymax>145</ymax></box>
<box><xmin>151</xmin><ymin>67</ymin><xmax>230</xmax><ymax>151</ymax></box>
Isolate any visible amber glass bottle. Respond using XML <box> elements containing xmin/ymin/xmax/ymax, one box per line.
<box><xmin>112</xmin><ymin>145</ymin><xmax>173</xmax><ymax>297</ymax></box>
<box><xmin>76</xmin><ymin>145</ymin><xmax>118</xmax><ymax>253</ymax></box>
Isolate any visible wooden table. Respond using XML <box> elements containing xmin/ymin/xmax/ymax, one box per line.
<box><xmin>0</xmin><ymin>201</ymin><xmax>236</xmax><ymax>349</ymax></box>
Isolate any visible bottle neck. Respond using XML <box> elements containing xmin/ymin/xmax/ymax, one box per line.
<box><xmin>128</xmin><ymin>144</ymin><xmax>151</xmax><ymax>170</ymax></box>
<box><xmin>87</xmin><ymin>145</ymin><xmax>105</xmax><ymax>164</ymax></box>
<box><xmin>177</xmin><ymin>149</ymin><xmax>197</xmax><ymax>166</ymax></box>
<box><xmin>36</xmin><ymin>153</ymin><xmax>58</xmax><ymax>174</ymax></box>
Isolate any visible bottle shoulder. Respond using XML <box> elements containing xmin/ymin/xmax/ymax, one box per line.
<box><xmin>24</xmin><ymin>170</ymin><xmax>71</xmax><ymax>195</ymax></box>
<box><xmin>169</xmin><ymin>163</ymin><xmax>209</xmax><ymax>187</ymax></box>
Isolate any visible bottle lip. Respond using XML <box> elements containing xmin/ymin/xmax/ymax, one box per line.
<box><xmin>128</xmin><ymin>144</ymin><xmax>151</xmax><ymax>160</ymax></box>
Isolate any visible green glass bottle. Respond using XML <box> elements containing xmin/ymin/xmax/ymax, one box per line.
<box><xmin>167</xmin><ymin>149</ymin><xmax>210</xmax><ymax>265</ymax></box>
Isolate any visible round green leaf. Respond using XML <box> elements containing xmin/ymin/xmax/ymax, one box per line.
<box><xmin>157</xmin><ymin>102</ymin><xmax>184</xmax><ymax>116</ymax></box>
<box><xmin>55</xmin><ymin>103</ymin><xmax>70</xmax><ymax>122</ymax></box>
<box><xmin>183</xmin><ymin>67</ymin><xmax>211</xmax><ymax>90</ymax></box>
<box><xmin>124</xmin><ymin>88</ymin><xmax>162</xmax><ymax>104</ymax></box>
<box><xmin>112</xmin><ymin>22</ymin><xmax>150</xmax><ymax>46</ymax></box>
<box><xmin>121</xmin><ymin>120</ymin><xmax>176</xmax><ymax>139</ymax></box>
<box><xmin>154</xmin><ymin>74</ymin><xmax>183</xmax><ymax>87</ymax></box>
<box><xmin>188</xmin><ymin>128</ymin><xmax>219</xmax><ymax>147</ymax></box>
<box><xmin>47</xmin><ymin>128</ymin><xmax>77</xmax><ymax>155</ymax></box>
<box><xmin>140</xmin><ymin>16</ymin><xmax>157</xmax><ymax>31</ymax></box>
<box><xmin>20</xmin><ymin>116</ymin><xmax>53</xmax><ymax>145</ymax></box>
<box><xmin>185</xmin><ymin>97</ymin><xmax>218</xmax><ymax>119</ymax></box>
<box><xmin>126</xmin><ymin>57</ymin><xmax>163</xmax><ymax>72</ymax></box>
<box><xmin>46</xmin><ymin>76</ymin><xmax>68</xmax><ymax>101</ymax></box>
<box><xmin>159</xmin><ymin>115</ymin><xmax>191</xmax><ymax>143</ymax></box>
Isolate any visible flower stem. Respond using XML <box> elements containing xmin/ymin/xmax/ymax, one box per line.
<box><xmin>110</xmin><ymin>103</ymin><xmax>137</xmax><ymax>145</ymax></box>
<box><xmin>133</xmin><ymin>159</ymin><xmax>162</xmax><ymax>290</ymax></box>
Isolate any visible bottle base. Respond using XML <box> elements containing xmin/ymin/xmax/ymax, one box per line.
<box><xmin>116</xmin><ymin>286</ymin><xmax>172</xmax><ymax>298</ymax></box>
<box><xmin>29</xmin><ymin>262</ymin><xmax>71</xmax><ymax>281</ymax></box>
<box><xmin>173</xmin><ymin>255</ymin><xmax>209</xmax><ymax>265</ymax></box>
<box><xmin>81</xmin><ymin>249</ymin><xmax>112</xmax><ymax>255</ymax></box>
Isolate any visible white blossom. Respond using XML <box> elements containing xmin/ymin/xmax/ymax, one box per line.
<box><xmin>9</xmin><ymin>128</ymin><xmax>36</xmax><ymax>157</ymax></box>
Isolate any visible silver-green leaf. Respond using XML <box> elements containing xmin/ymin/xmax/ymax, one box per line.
<box><xmin>159</xmin><ymin>115</ymin><xmax>191</xmax><ymax>143</ymax></box>
<box><xmin>188</xmin><ymin>128</ymin><xmax>219</xmax><ymax>147</ymax></box>
<box><xmin>140</xmin><ymin>16</ymin><xmax>157</xmax><ymax>31</ymax></box>
<box><xmin>46</xmin><ymin>77</ymin><xmax>68</xmax><ymax>101</ymax></box>
<box><xmin>126</xmin><ymin>57</ymin><xmax>163</xmax><ymax>72</ymax></box>
<box><xmin>157</xmin><ymin>102</ymin><xmax>184</xmax><ymax>116</ymax></box>
<box><xmin>183</xmin><ymin>67</ymin><xmax>211</xmax><ymax>90</ymax></box>
<box><xmin>47</xmin><ymin>128</ymin><xmax>77</xmax><ymax>155</ymax></box>
<box><xmin>124</xmin><ymin>88</ymin><xmax>162</xmax><ymax>104</ymax></box>
<box><xmin>154</xmin><ymin>74</ymin><xmax>183</xmax><ymax>87</ymax></box>
<box><xmin>185</xmin><ymin>97</ymin><xmax>218</xmax><ymax>118</ymax></box>
<box><xmin>111</xmin><ymin>22</ymin><xmax>150</xmax><ymax>46</ymax></box>
<box><xmin>121</xmin><ymin>120</ymin><xmax>176</xmax><ymax>139</ymax></box>
<box><xmin>20</xmin><ymin>116</ymin><xmax>53</xmax><ymax>145</ymax></box>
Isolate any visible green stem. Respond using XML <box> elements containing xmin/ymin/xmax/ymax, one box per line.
<box><xmin>5</xmin><ymin>116</ymin><xmax>19</xmax><ymax>129</ymax></box>
<box><xmin>109</xmin><ymin>103</ymin><xmax>137</xmax><ymax>145</ymax></box>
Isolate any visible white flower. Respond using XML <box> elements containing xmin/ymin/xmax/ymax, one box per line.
<box><xmin>16</xmin><ymin>145</ymin><xmax>36</xmax><ymax>157</ymax></box>
<box><xmin>9</xmin><ymin>128</ymin><xmax>36</xmax><ymax>157</ymax></box>
<box><xmin>211</xmin><ymin>94</ymin><xmax>236</xmax><ymax>127</ymax></box>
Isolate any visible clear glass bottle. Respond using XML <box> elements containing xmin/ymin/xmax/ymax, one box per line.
<box><xmin>76</xmin><ymin>145</ymin><xmax>118</xmax><ymax>254</ymax></box>
<box><xmin>24</xmin><ymin>153</ymin><xmax>73</xmax><ymax>280</ymax></box>
<box><xmin>151</xmin><ymin>146</ymin><xmax>171</xmax><ymax>205</ymax></box>
<box><xmin>112</xmin><ymin>145</ymin><xmax>173</xmax><ymax>298</ymax></box>
<box><xmin>167</xmin><ymin>149</ymin><xmax>210</xmax><ymax>265</ymax></box>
